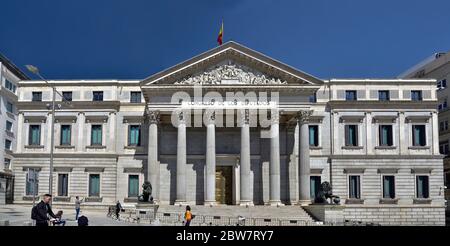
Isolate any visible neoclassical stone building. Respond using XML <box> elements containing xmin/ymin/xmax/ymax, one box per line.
<box><xmin>12</xmin><ymin>42</ymin><xmax>445</xmax><ymax>225</ymax></box>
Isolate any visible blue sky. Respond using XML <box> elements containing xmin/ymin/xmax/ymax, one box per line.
<box><xmin>1</xmin><ymin>0</ymin><xmax>449</xmax><ymax>80</ymax></box>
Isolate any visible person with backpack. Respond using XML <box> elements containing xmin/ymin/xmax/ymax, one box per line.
<box><xmin>31</xmin><ymin>194</ymin><xmax>57</xmax><ymax>226</ymax></box>
<box><xmin>184</xmin><ymin>205</ymin><xmax>193</xmax><ymax>226</ymax></box>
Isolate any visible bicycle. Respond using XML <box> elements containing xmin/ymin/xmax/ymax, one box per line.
<box><xmin>107</xmin><ymin>206</ymin><xmax>118</xmax><ymax>220</ymax></box>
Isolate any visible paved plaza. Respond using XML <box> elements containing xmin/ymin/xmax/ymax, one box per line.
<box><xmin>0</xmin><ymin>204</ymin><xmax>316</xmax><ymax>226</ymax></box>
<box><xmin>0</xmin><ymin>204</ymin><xmax>142</xmax><ymax>226</ymax></box>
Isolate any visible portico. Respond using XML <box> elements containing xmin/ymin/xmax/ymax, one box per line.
<box><xmin>140</xmin><ymin>42</ymin><xmax>321</xmax><ymax>206</ymax></box>
<box><xmin>144</xmin><ymin>109</ymin><xmax>313</xmax><ymax>206</ymax></box>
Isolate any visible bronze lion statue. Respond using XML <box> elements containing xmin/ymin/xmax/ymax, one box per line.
<box><xmin>314</xmin><ymin>181</ymin><xmax>340</xmax><ymax>205</ymax></box>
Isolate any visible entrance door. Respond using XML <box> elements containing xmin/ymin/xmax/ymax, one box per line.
<box><xmin>215</xmin><ymin>166</ymin><xmax>232</xmax><ymax>205</ymax></box>
<box><xmin>310</xmin><ymin>176</ymin><xmax>321</xmax><ymax>201</ymax></box>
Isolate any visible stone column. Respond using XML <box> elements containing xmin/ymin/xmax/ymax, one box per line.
<box><xmin>16</xmin><ymin>112</ymin><xmax>24</xmax><ymax>154</ymax></box>
<box><xmin>269</xmin><ymin>112</ymin><xmax>282</xmax><ymax>206</ymax></box>
<box><xmin>175</xmin><ymin>111</ymin><xmax>187</xmax><ymax>205</ymax></box>
<box><xmin>108</xmin><ymin>112</ymin><xmax>116</xmax><ymax>152</ymax></box>
<box><xmin>204</xmin><ymin>112</ymin><xmax>216</xmax><ymax>206</ymax></box>
<box><xmin>147</xmin><ymin>111</ymin><xmax>160</xmax><ymax>202</ymax></box>
<box><xmin>239</xmin><ymin>110</ymin><xmax>253</xmax><ymax>206</ymax></box>
<box><xmin>77</xmin><ymin>112</ymin><xmax>85</xmax><ymax>152</ymax></box>
<box><xmin>297</xmin><ymin>110</ymin><xmax>313</xmax><ymax>206</ymax></box>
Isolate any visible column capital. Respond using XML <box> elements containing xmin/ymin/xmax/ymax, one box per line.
<box><xmin>205</xmin><ymin>111</ymin><xmax>216</xmax><ymax>125</ymax></box>
<box><xmin>239</xmin><ymin>109</ymin><xmax>250</xmax><ymax>124</ymax></box>
<box><xmin>147</xmin><ymin>110</ymin><xmax>160</xmax><ymax>124</ymax></box>
<box><xmin>296</xmin><ymin>110</ymin><xmax>313</xmax><ymax>124</ymax></box>
<box><xmin>177</xmin><ymin>111</ymin><xmax>186</xmax><ymax>124</ymax></box>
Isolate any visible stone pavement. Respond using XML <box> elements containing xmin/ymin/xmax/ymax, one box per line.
<box><xmin>0</xmin><ymin>204</ymin><xmax>315</xmax><ymax>226</ymax></box>
<box><xmin>0</xmin><ymin>204</ymin><xmax>146</xmax><ymax>226</ymax></box>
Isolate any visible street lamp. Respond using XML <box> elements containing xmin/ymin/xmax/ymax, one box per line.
<box><xmin>25</xmin><ymin>65</ymin><xmax>71</xmax><ymax>201</ymax></box>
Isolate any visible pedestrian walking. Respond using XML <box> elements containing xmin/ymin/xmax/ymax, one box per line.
<box><xmin>184</xmin><ymin>205</ymin><xmax>194</xmax><ymax>226</ymax></box>
<box><xmin>115</xmin><ymin>201</ymin><xmax>122</xmax><ymax>220</ymax></box>
<box><xmin>31</xmin><ymin>194</ymin><xmax>57</xmax><ymax>226</ymax></box>
<box><xmin>75</xmin><ymin>196</ymin><xmax>83</xmax><ymax>220</ymax></box>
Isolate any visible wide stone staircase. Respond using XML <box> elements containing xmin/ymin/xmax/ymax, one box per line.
<box><xmin>154</xmin><ymin>205</ymin><xmax>320</xmax><ymax>226</ymax></box>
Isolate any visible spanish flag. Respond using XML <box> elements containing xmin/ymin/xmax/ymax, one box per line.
<box><xmin>217</xmin><ymin>20</ymin><xmax>223</xmax><ymax>46</ymax></box>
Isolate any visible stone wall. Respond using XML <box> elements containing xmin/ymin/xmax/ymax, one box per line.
<box><xmin>343</xmin><ymin>206</ymin><xmax>445</xmax><ymax>226</ymax></box>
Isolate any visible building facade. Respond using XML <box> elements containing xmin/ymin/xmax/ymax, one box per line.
<box><xmin>399</xmin><ymin>51</ymin><xmax>450</xmax><ymax>210</ymax></box>
<box><xmin>0</xmin><ymin>53</ymin><xmax>29</xmax><ymax>204</ymax></box>
<box><xmin>12</xmin><ymin>42</ymin><xmax>445</xmax><ymax>225</ymax></box>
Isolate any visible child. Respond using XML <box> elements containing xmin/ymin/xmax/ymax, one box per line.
<box><xmin>52</xmin><ymin>210</ymin><xmax>66</xmax><ymax>226</ymax></box>
<box><xmin>184</xmin><ymin>205</ymin><xmax>193</xmax><ymax>226</ymax></box>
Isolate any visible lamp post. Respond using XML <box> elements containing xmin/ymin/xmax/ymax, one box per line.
<box><xmin>25</xmin><ymin>65</ymin><xmax>70</xmax><ymax>201</ymax></box>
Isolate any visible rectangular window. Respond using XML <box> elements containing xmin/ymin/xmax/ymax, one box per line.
<box><xmin>416</xmin><ymin>176</ymin><xmax>429</xmax><ymax>199</ymax></box>
<box><xmin>308</xmin><ymin>93</ymin><xmax>317</xmax><ymax>103</ymax></box>
<box><xmin>25</xmin><ymin>171</ymin><xmax>39</xmax><ymax>196</ymax></box>
<box><xmin>382</xmin><ymin>176</ymin><xmax>395</xmax><ymax>199</ymax></box>
<box><xmin>6</xmin><ymin>121</ymin><xmax>13</xmax><ymax>132</ymax></box>
<box><xmin>310</xmin><ymin>176</ymin><xmax>321</xmax><ymax>200</ymax></box>
<box><xmin>91</xmin><ymin>125</ymin><xmax>102</xmax><ymax>146</ymax></box>
<box><xmin>128</xmin><ymin>175</ymin><xmax>139</xmax><ymax>197</ymax></box>
<box><xmin>130</xmin><ymin>91</ymin><xmax>142</xmax><ymax>103</ymax></box>
<box><xmin>379</xmin><ymin>125</ymin><xmax>393</xmax><ymax>146</ymax></box>
<box><xmin>412</xmin><ymin>125</ymin><xmax>426</xmax><ymax>146</ymax></box>
<box><xmin>5</xmin><ymin>139</ymin><xmax>12</xmax><ymax>150</ymax></box>
<box><xmin>62</xmin><ymin>91</ymin><xmax>72</xmax><ymax>101</ymax></box>
<box><xmin>345</xmin><ymin>125</ymin><xmax>358</xmax><ymax>146</ymax></box>
<box><xmin>309</xmin><ymin>125</ymin><xmax>319</xmax><ymax>147</ymax></box>
<box><xmin>32</xmin><ymin>92</ymin><xmax>42</xmax><ymax>102</ymax></box>
<box><xmin>348</xmin><ymin>175</ymin><xmax>361</xmax><ymax>199</ymax></box>
<box><xmin>29</xmin><ymin>125</ymin><xmax>41</xmax><ymax>145</ymax></box>
<box><xmin>378</xmin><ymin>90</ymin><xmax>390</xmax><ymax>101</ymax></box>
<box><xmin>60</xmin><ymin>125</ymin><xmax>71</xmax><ymax>145</ymax></box>
<box><xmin>128</xmin><ymin>125</ymin><xmax>141</xmax><ymax>146</ymax></box>
<box><xmin>93</xmin><ymin>91</ymin><xmax>103</xmax><ymax>101</ymax></box>
<box><xmin>345</xmin><ymin>90</ymin><xmax>357</xmax><ymax>101</ymax></box>
<box><xmin>6</xmin><ymin>101</ymin><xmax>13</xmax><ymax>113</ymax></box>
<box><xmin>411</xmin><ymin>90</ymin><xmax>423</xmax><ymax>101</ymax></box>
<box><xmin>438</xmin><ymin>79</ymin><xmax>447</xmax><ymax>89</ymax></box>
<box><xmin>5</xmin><ymin>79</ymin><xmax>16</xmax><ymax>93</ymax></box>
<box><xmin>440</xmin><ymin>121</ymin><xmax>445</xmax><ymax>132</ymax></box>
<box><xmin>4</xmin><ymin>158</ymin><xmax>11</xmax><ymax>170</ymax></box>
<box><xmin>57</xmin><ymin>174</ymin><xmax>69</xmax><ymax>197</ymax></box>
<box><xmin>439</xmin><ymin>143</ymin><xmax>449</xmax><ymax>155</ymax></box>
<box><xmin>89</xmin><ymin>174</ymin><xmax>100</xmax><ymax>197</ymax></box>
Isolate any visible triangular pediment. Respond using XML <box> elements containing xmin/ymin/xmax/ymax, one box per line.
<box><xmin>141</xmin><ymin>41</ymin><xmax>323</xmax><ymax>86</ymax></box>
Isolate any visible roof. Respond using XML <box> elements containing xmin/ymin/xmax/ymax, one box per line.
<box><xmin>398</xmin><ymin>51</ymin><xmax>450</xmax><ymax>79</ymax></box>
<box><xmin>0</xmin><ymin>53</ymin><xmax>30</xmax><ymax>80</ymax></box>
<box><xmin>141</xmin><ymin>41</ymin><xmax>324</xmax><ymax>86</ymax></box>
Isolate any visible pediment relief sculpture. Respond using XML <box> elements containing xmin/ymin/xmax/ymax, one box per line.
<box><xmin>174</xmin><ymin>63</ymin><xmax>288</xmax><ymax>85</ymax></box>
